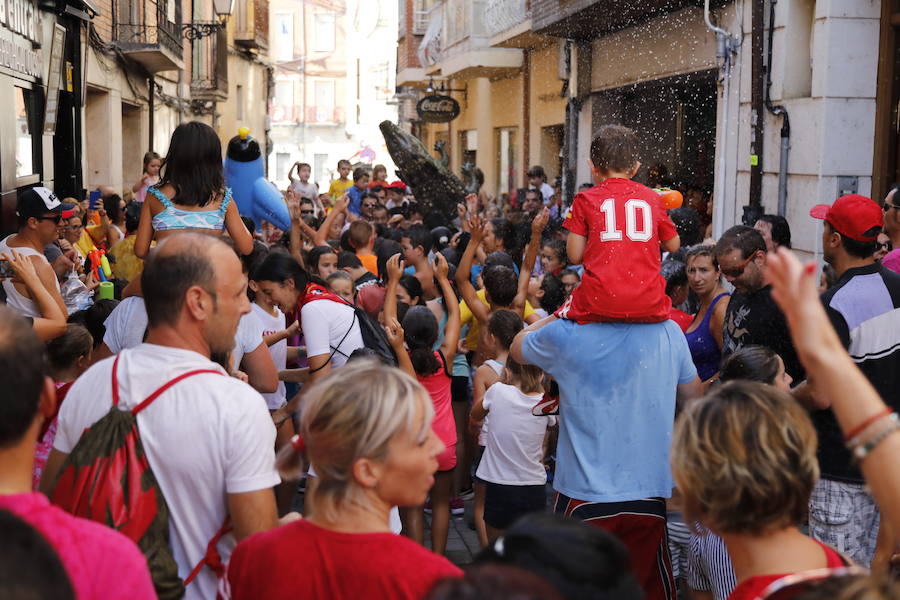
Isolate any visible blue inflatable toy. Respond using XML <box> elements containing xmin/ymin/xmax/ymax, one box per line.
<box><xmin>224</xmin><ymin>127</ymin><xmax>290</xmax><ymax>232</ymax></box>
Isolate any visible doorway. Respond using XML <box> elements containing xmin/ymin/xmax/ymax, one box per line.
<box><xmin>873</xmin><ymin>0</ymin><xmax>900</xmax><ymax>202</ymax></box>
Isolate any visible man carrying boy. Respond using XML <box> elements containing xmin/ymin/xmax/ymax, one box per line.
<box><xmin>512</xmin><ymin>125</ymin><xmax>699</xmax><ymax>600</ymax></box>
<box><xmin>327</xmin><ymin>159</ymin><xmax>354</xmax><ymax>201</ymax></box>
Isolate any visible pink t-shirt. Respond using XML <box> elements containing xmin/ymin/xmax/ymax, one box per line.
<box><xmin>417</xmin><ymin>352</ymin><xmax>458</xmax><ymax>471</ymax></box>
<box><xmin>883</xmin><ymin>249</ymin><xmax>900</xmax><ymax>274</ymax></box>
<box><xmin>0</xmin><ymin>493</ymin><xmax>156</xmax><ymax>599</ymax></box>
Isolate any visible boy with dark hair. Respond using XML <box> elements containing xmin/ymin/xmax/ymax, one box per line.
<box><xmin>401</xmin><ymin>224</ymin><xmax>438</xmax><ymax>301</ymax></box>
<box><xmin>346</xmin><ymin>167</ymin><xmax>370</xmax><ymax>217</ymax></box>
<box><xmin>327</xmin><ymin>159</ymin><xmax>354</xmax><ymax>201</ymax></box>
<box><xmin>337</xmin><ymin>251</ymin><xmax>379</xmax><ymax>291</ymax></box>
<box><xmin>557</xmin><ymin>125</ymin><xmax>680</xmax><ymax>324</ymax></box>
<box><xmin>527</xmin><ymin>165</ymin><xmax>554</xmax><ymax>204</ymax></box>
<box><xmin>347</xmin><ymin>220</ymin><xmax>378</xmax><ymax>275</ymax></box>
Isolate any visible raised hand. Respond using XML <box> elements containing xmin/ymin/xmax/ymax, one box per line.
<box><xmin>1</xmin><ymin>249</ymin><xmax>39</xmax><ymax>285</ymax></box>
<box><xmin>385</xmin><ymin>317</ymin><xmax>405</xmax><ymax>350</ymax></box>
<box><xmin>532</xmin><ymin>207</ymin><xmax>550</xmax><ymax>237</ymax></box>
<box><xmin>386</xmin><ymin>253</ymin><xmax>404</xmax><ymax>282</ymax></box>
<box><xmin>467</xmin><ymin>214</ymin><xmax>485</xmax><ymax>241</ymax></box>
<box><xmin>334</xmin><ymin>194</ymin><xmax>350</xmax><ymax>214</ymax></box>
<box><xmin>433</xmin><ymin>252</ymin><xmax>449</xmax><ymax>281</ymax></box>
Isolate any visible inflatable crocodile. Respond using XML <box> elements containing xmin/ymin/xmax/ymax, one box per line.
<box><xmin>379</xmin><ymin>120</ymin><xmax>468</xmax><ymax>220</ymax></box>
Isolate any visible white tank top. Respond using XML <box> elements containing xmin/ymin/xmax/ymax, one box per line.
<box><xmin>0</xmin><ymin>235</ymin><xmax>57</xmax><ymax>318</ymax></box>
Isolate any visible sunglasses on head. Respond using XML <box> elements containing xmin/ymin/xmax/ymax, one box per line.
<box><xmin>721</xmin><ymin>251</ymin><xmax>759</xmax><ymax>278</ymax></box>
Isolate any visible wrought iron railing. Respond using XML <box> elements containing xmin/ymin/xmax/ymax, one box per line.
<box><xmin>191</xmin><ymin>27</ymin><xmax>227</xmax><ymax>95</ymax></box>
<box><xmin>113</xmin><ymin>0</ymin><xmax>183</xmax><ymax>56</ymax></box>
<box><xmin>484</xmin><ymin>0</ymin><xmax>531</xmax><ymax>38</ymax></box>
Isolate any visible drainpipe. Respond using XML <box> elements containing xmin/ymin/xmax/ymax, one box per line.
<box><xmin>148</xmin><ymin>74</ymin><xmax>155</xmax><ymax>152</ymax></box>
<box><xmin>764</xmin><ymin>0</ymin><xmax>790</xmax><ymax>217</ymax></box>
<box><xmin>704</xmin><ymin>0</ymin><xmax>740</xmax><ymax>238</ymax></box>
<box><xmin>748</xmin><ymin>0</ymin><xmax>765</xmax><ymax>225</ymax></box>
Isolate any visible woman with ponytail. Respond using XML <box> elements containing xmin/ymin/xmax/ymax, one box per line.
<box><xmin>254</xmin><ymin>252</ymin><xmax>364</xmax><ymax>385</ymax></box>
<box><xmin>384</xmin><ymin>252</ymin><xmax>460</xmax><ymax>556</ymax></box>
<box><xmin>222</xmin><ymin>361</ymin><xmax>461</xmax><ymax>599</ymax></box>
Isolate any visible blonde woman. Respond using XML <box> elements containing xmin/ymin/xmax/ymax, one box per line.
<box><xmin>222</xmin><ymin>361</ymin><xmax>462</xmax><ymax>599</ymax></box>
<box><xmin>672</xmin><ymin>381</ymin><xmax>847</xmax><ymax>600</ymax></box>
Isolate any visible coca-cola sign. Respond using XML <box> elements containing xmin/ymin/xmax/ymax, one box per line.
<box><xmin>416</xmin><ymin>94</ymin><xmax>460</xmax><ymax>123</ymax></box>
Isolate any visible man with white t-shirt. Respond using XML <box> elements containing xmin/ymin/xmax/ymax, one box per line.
<box><xmin>95</xmin><ymin>295</ymin><xmax>277</xmax><ymax>393</ymax></box>
<box><xmin>41</xmin><ymin>234</ymin><xmax>282</xmax><ymax>600</ymax></box>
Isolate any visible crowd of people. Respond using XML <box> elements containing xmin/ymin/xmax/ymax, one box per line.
<box><xmin>2</xmin><ymin>120</ymin><xmax>900</xmax><ymax>600</ymax></box>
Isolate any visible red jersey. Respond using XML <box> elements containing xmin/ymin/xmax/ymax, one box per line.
<box><xmin>670</xmin><ymin>308</ymin><xmax>694</xmax><ymax>332</ymax></box>
<box><xmin>222</xmin><ymin>519</ymin><xmax>462</xmax><ymax>600</ymax></box>
<box><xmin>727</xmin><ymin>540</ymin><xmax>846</xmax><ymax>600</ymax></box>
<box><xmin>557</xmin><ymin>178</ymin><xmax>677</xmax><ymax>323</ymax></box>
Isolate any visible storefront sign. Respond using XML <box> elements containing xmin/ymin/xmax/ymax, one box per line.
<box><xmin>0</xmin><ymin>0</ymin><xmax>40</xmax><ymax>79</ymax></box>
<box><xmin>416</xmin><ymin>94</ymin><xmax>460</xmax><ymax>123</ymax></box>
<box><xmin>43</xmin><ymin>24</ymin><xmax>65</xmax><ymax>133</ymax></box>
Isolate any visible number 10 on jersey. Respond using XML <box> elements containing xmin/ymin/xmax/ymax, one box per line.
<box><xmin>599</xmin><ymin>199</ymin><xmax>653</xmax><ymax>242</ymax></box>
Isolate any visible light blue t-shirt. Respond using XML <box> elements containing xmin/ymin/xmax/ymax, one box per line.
<box><xmin>521</xmin><ymin>318</ymin><xmax>696</xmax><ymax>503</ymax></box>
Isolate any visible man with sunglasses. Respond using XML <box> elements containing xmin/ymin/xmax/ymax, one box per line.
<box><xmin>808</xmin><ymin>193</ymin><xmax>900</xmax><ymax>567</ymax></box>
<box><xmin>714</xmin><ymin>225</ymin><xmax>803</xmax><ymax>382</ymax></box>
<box><xmin>0</xmin><ymin>187</ymin><xmax>72</xmax><ymax>319</ymax></box>
<box><xmin>882</xmin><ymin>184</ymin><xmax>900</xmax><ymax>273</ymax></box>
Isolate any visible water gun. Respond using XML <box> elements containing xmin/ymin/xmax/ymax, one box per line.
<box><xmin>88</xmin><ymin>249</ymin><xmax>112</xmax><ymax>282</ymax></box>
<box><xmin>655</xmin><ymin>188</ymin><xmax>684</xmax><ymax>210</ymax></box>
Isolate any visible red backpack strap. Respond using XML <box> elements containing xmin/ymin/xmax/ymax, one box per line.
<box><xmin>184</xmin><ymin>516</ymin><xmax>233</xmax><ymax>585</ymax></box>
<box><xmin>111</xmin><ymin>354</ymin><xmax>122</xmax><ymax>406</ymax></box>
<box><xmin>131</xmin><ymin>369</ymin><xmax>224</xmax><ymax>415</ymax></box>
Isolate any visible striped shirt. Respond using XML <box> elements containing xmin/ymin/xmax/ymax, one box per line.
<box><xmin>687</xmin><ymin>529</ymin><xmax>736</xmax><ymax>600</ymax></box>
<box><xmin>817</xmin><ymin>263</ymin><xmax>900</xmax><ymax>483</ymax></box>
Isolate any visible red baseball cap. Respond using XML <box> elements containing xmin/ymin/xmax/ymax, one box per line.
<box><xmin>388</xmin><ymin>180</ymin><xmax>406</xmax><ymax>191</ymax></box>
<box><xmin>809</xmin><ymin>194</ymin><xmax>882</xmax><ymax>242</ymax></box>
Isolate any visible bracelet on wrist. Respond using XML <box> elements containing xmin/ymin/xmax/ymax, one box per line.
<box><xmin>849</xmin><ymin>413</ymin><xmax>900</xmax><ymax>463</ymax></box>
<box><xmin>845</xmin><ymin>407</ymin><xmax>893</xmax><ymax>442</ymax></box>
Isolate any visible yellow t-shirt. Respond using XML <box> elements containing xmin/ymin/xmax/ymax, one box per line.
<box><xmin>459</xmin><ymin>288</ymin><xmax>536</xmax><ymax>351</ymax></box>
<box><xmin>74</xmin><ymin>227</ymin><xmax>101</xmax><ymax>258</ymax></box>
<box><xmin>328</xmin><ymin>178</ymin><xmax>353</xmax><ymax>199</ymax></box>
<box><xmin>109</xmin><ymin>235</ymin><xmax>144</xmax><ymax>282</ymax></box>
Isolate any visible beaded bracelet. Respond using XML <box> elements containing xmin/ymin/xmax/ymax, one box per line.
<box><xmin>851</xmin><ymin>414</ymin><xmax>900</xmax><ymax>462</ymax></box>
<box><xmin>845</xmin><ymin>407</ymin><xmax>893</xmax><ymax>442</ymax></box>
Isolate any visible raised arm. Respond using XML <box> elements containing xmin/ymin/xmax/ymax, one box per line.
<box><xmin>134</xmin><ymin>196</ymin><xmax>155</xmax><ymax>259</ymax></box>
<box><xmin>224</xmin><ymin>200</ymin><xmax>254</xmax><ymax>255</ymax></box>
<box><xmin>455</xmin><ymin>215</ymin><xmax>490</xmax><ymax>324</ymax></box>
<box><xmin>434</xmin><ymin>253</ymin><xmax>460</xmax><ymax>365</ymax></box>
<box><xmin>767</xmin><ymin>248</ymin><xmax>900</xmax><ymax>539</ymax></box>
<box><xmin>385</xmin><ymin>317</ymin><xmax>416</xmax><ymax>379</ymax></box>
<box><xmin>286</xmin><ymin>191</ymin><xmax>305</xmax><ymax>267</ymax></box>
<box><xmin>383</xmin><ymin>253</ymin><xmax>404</xmax><ymax>325</ymax></box>
<box><xmin>514</xmin><ymin>208</ymin><xmax>549</xmax><ymax>316</ymax></box>
<box><xmin>315</xmin><ymin>194</ymin><xmax>348</xmax><ymax>246</ymax></box>
<box><xmin>2</xmin><ymin>250</ymin><xmax>66</xmax><ymax>340</ymax></box>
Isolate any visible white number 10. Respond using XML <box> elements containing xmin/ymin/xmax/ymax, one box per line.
<box><xmin>599</xmin><ymin>199</ymin><xmax>653</xmax><ymax>242</ymax></box>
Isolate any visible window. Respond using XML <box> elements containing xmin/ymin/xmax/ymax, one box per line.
<box><xmin>275</xmin><ymin>12</ymin><xmax>293</xmax><ymax>62</ymax></box>
<box><xmin>236</xmin><ymin>85</ymin><xmax>244</xmax><ymax>120</ymax></box>
<box><xmin>275</xmin><ymin>80</ymin><xmax>293</xmax><ymax>107</ymax></box>
<box><xmin>314</xmin><ymin>153</ymin><xmax>328</xmax><ymax>187</ymax></box>
<box><xmin>314</xmin><ymin>79</ymin><xmax>335</xmax><ymax>121</ymax></box>
<box><xmin>276</xmin><ymin>153</ymin><xmax>291</xmax><ymax>180</ymax></box>
<box><xmin>313</xmin><ymin>12</ymin><xmax>336</xmax><ymax>52</ymax></box>
<box><xmin>167</xmin><ymin>0</ymin><xmax>176</xmax><ymax>23</ymax></box>
<box><xmin>15</xmin><ymin>87</ymin><xmax>39</xmax><ymax>179</ymax></box>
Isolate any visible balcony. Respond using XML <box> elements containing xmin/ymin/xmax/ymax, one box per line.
<box><xmin>113</xmin><ymin>0</ymin><xmax>184</xmax><ymax>73</ymax></box>
<box><xmin>484</xmin><ymin>0</ymin><xmax>543</xmax><ymax>48</ymax></box>
<box><xmin>304</xmin><ymin>106</ymin><xmax>344</xmax><ymax>124</ymax></box>
<box><xmin>271</xmin><ymin>104</ymin><xmax>300</xmax><ymax>124</ymax></box>
<box><xmin>422</xmin><ymin>0</ymin><xmax>522</xmax><ymax>79</ymax></box>
<box><xmin>191</xmin><ymin>27</ymin><xmax>228</xmax><ymax>100</ymax></box>
<box><xmin>530</xmin><ymin>0</ymin><xmax>729</xmax><ymax>40</ymax></box>
<box><xmin>233</xmin><ymin>0</ymin><xmax>268</xmax><ymax>51</ymax></box>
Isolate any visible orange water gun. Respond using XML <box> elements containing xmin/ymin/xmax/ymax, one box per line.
<box><xmin>655</xmin><ymin>188</ymin><xmax>683</xmax><ymax>210</ymax></box>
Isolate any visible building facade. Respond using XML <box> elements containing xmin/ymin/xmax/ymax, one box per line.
<box><xmin>267</xmin><ymin>0</ymin><xmax>399</xmax><ymax>192</ymax></box>
<box><xmin>396</xmin><ymin>0</ymin><xmax>892</xmax><ymax>256</ymax></box>
<box><xmin>0</xmin><ymin>0</ymin><xmax>270</xmax><ymax>235</ymax></box>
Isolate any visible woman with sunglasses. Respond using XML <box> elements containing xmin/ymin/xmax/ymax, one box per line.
<box><xmin>684</xmin><ymin>245</ymin><xmax>730</xmax><ymax>386</ymax></box>
<box><xmin>881</xmin><ymin>185</ymin><xmax>900</xmax><ymax>273</ymax></box>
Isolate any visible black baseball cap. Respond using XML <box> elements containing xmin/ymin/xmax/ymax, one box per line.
<box><xmin>16</xmin><ymin>187</ymin><xmax>75</xmax><ymax>220</ymax></box>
